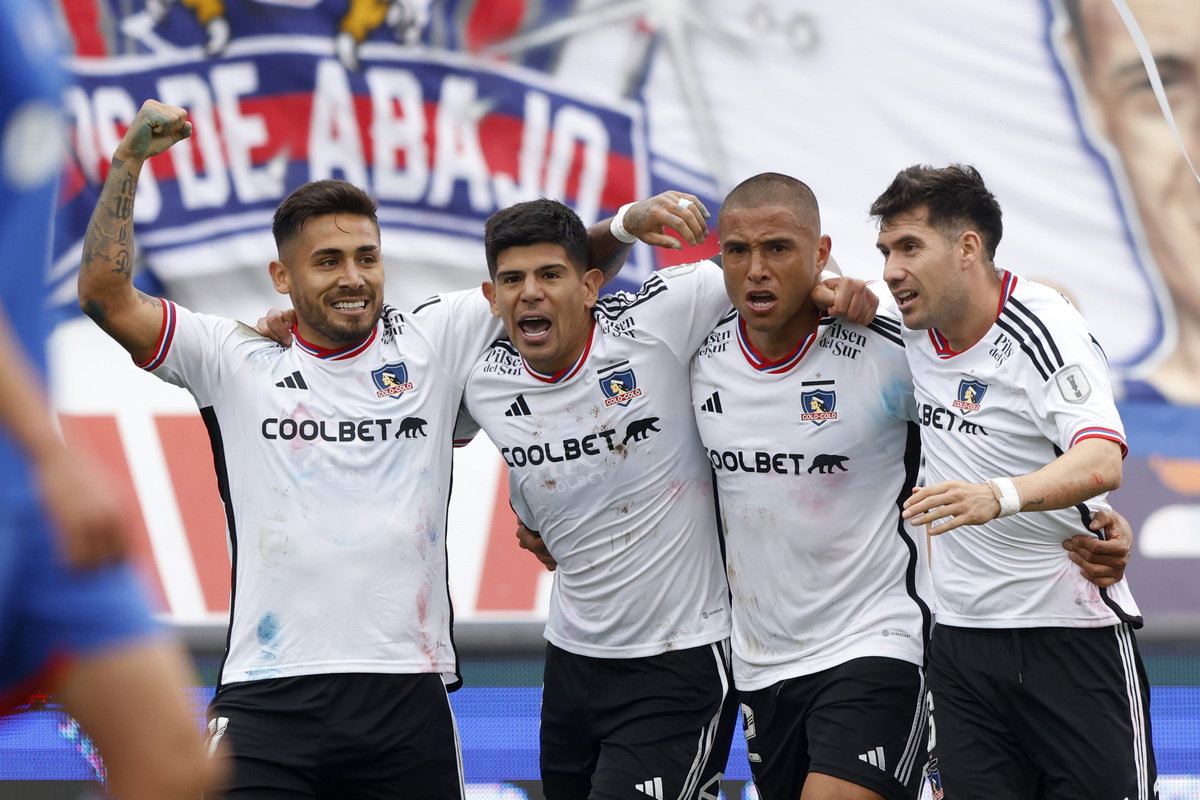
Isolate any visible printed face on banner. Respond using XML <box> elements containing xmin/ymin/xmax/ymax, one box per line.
<box><xmin>1063</xmin><ymin>0</ymin><xmax>1200</xmax><ymax>403</ymax></box>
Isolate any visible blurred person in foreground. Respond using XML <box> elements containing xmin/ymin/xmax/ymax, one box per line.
<box><xmin>0</xmin><ymin>3</ymin><xmax>219</xmax><ymax>799</ymax></box>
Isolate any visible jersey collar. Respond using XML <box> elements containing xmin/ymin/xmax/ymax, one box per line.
<box><xmin>522</xmin><ymin>322</ymin><xmax>596</xmax><ymax>383</ymax></box>
<box><xmin>736</xmin><ymin>314</ymin><xmax>821</xmax><ymax>374</ymax></box>
<box><xmin>928</xmin><ymin>270</ymin><xmax>1018</xmax><ymax>359</ymax></box>
<box><xmin>293</xmin><ymin>324</ymin><xmax>378</xmax><ymax>361</ymax></box>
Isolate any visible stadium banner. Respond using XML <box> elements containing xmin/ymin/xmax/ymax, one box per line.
<box><xmin>48</xmin><ymin>0</ymin><xmax>1200</xmax><ymax>631</ymax></box>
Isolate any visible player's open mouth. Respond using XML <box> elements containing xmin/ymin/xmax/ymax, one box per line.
<box><xmin>518</xmin><ymin>317</ymin><xmax>551</xmax><ymax>340</ymax></box>
<box><xmin>747</xmin><ymin>292</ymin><xmax>776</xmax><ymax>310</ymax></box>
<box><xmin>894</xmin><ymin>290</ymin><xmax>917</xmax><ymax>310</ymax></box>
<box><xmin>331</xmin><ymin>300</ymin><xmax>368</xmax><ymax>312</ymax></box>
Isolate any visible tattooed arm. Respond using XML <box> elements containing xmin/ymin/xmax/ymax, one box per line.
<box><xmin>77</xmin><ymin>100</ymin><xmax>192</xmax><ymax>362</ymax></box>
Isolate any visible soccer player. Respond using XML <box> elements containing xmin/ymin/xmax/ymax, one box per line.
<box><xmin>461</xmin><ymin>196</ymin><xmax>879</xmax><ymax>800</ymax></box>
<box><xmin>690</xmin><ymin>173</ymin><xmax>930</xmax><ymax>800</ymax></box>
<box><xmin>871</xmin><ymin>164</ymin><xmax>1156</xmax><ymax>799</ymax></box>
<box><xmin>1</xmin><ymin>7</ymin><xmax>217</xmax><ymax>799</ymax></box>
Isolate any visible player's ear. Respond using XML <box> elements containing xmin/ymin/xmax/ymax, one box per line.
<box><xmin>481</xmin><ymin>281</ymin><xmax>501</xmax><ymax>317</ymax></box>
<box><xmin>269</xmin><ymin>261</ymin><xmax>291</xmax><ymax>296</ymax></box>
<box><xmin>582</xmin><ymin>268</ymin><xmax>603</xmax><ymax>306</ymax></box>
<box><xmin>815</xmin><ymin>235</ymin><xmax>832</xmax><ymax>273</ymax></box>
<box><xmin>958</xmin><ymin>231</ymin><xmax>983</xmax><ymax>267</ymax></box>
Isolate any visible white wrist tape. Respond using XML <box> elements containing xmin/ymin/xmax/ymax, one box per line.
<box><xmin>610</xmin><ymin>202</ymin><xmax>638</xmax><ymax>244</ymax></box>
<box><xmin>987</xmin><ymin>477</ymin><xmax>1022</xmax><ymax>518</ymax></box>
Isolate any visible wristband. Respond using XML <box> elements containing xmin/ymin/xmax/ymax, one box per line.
<box><xmin>986</xmin><ymin>477</ymin><xmax>1022</xmax><ymax>518</ymax></box>
<box><xmin>610</xmin><ymin>202</ymin><xmax>638</xmax><ymax>244</ymax></box>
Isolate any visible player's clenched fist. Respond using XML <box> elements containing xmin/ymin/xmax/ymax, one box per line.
<box><xmin>118</xmin><ymin>100</ymin><xmax>192</xmax><ymax>163</ymax></box>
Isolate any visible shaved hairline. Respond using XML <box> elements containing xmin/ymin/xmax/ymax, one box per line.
<box><xmin>719</xmin><ymin>173</ymin><xmax>822</xmax><ymax>235</ymax></box>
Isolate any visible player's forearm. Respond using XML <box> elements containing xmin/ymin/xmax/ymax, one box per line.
<box><xmin>78</xmin><ymin>153</ymin><xmax>145</xmax><ymax>324</ymax></box>
<box><xmin>77</xmin><ymin>152</ymin><xmax>164</xmax><ymax>360</ymax></box>
<box><xmin>1009</xmin><ymin>438</ymin><xmax>1123</xmax><ymax>513</ymax></box>
<box><xmin>586</xmin><ymin>219</ymin><xmax>633</xmax><ymax>288</ymax></box>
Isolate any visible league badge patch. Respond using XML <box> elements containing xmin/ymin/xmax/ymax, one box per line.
<box><xmin>600</xmin><ymin>366</ymin><xmax>642</xmax><ymax>407</ymax></box>
<box><xmin>953</xmin><ymin>379</ymin><xmax>988</xmax><ymax>414</ymax></box>
<box><xmin>800</xmin><ymin>388</ymin><xmax>838</xmax><ymax>426</ymax></box>
<box><xmin>1054</xmin><ymin>364</ymin><xmax>1092</xmax><ymax>404</ymax></box>
<box><xmin>372</xmin><ymin>361</ymin><xmax>414</xmax><ymax>399</ymax></box>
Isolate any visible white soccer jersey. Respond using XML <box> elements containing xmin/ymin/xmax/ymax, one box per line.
<box><xmin>140</xmin><ymin>292</ymin><xmax>500</xmax><ymax>687</ymax></box>
<box><xmin>462</xmin><ymin>261</ymin><xmax>732</xmax><ymax>658</ymax></box>
<box><xmin>691</xmin><ymin>288</ymin><xmax>932</xmax><ymax>691</ymax></box>
<box><xmin>903</xmin><ymin>271</ymin><xmax>1141</xmax><ymax>628</ymax></box>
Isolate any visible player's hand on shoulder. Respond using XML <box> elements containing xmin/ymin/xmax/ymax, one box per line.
<box><xmin>119</xmin><ymin>99</ymin><xmax>192</xmax><ymax>163</ymax></box>
<box><xmin>255</xmin><ymin>308</ymin><xmax>296</xmax><ymax>347</ymax></box>
<box><xmin>516</xmin><ymin>522</ymin><xmax>556</xmax><ymax>571</ymax></box>
<box><xmin>622</xmin><ymin>192</ymin><xmax>710</xmax><ymax>251</ymax></box>
<box><xmin>1063</xmin><ymin>509</ymin><xmax>1131</xmax><ymax>588</ymax></box>
<box><xmin>902</xmin><ymin>480</ymin><xmax>1002</xmax><ymax>536</ymax></box>
<box><xmin>812</xmin><ymin>276</ymin><xmax>878</xmax><ymax>326</ymax></box>
<box><xmin>36</xmin><ymin>443</ymin><xmax>127</xmax><ymax>570</ymax></box>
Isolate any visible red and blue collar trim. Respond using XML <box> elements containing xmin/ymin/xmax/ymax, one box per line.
<box><xmin>523</xmin><ymin>322</ymin><xmax>595</xmax><ymax>383</ymax></box>
<box><xmin>737</xmin><ymin>315</ymin><xmax>820</xmax><ymax>374</ymax></box>
<box><xmin>293</xmin><ymin>325</ymin><xmax>377</xmax><ymax>360</ymax></box>
<box><xmin>929</xmin><ymin>270</ymin><xmax>1018</xmax><ymax>359</ymax></box>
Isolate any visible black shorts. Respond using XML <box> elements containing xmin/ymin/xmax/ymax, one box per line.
<box><xmin>206</xmin><ymin>672</ymin><xmax>464</xmax><ymax>799</ymax></box>
<box><xmin>540</xmin><ymin>640</ymin><xmax>738</xmax><ymax>800</ymax></box>
<box><xmin>739</xmin><ymin>657</ymin><xmax>928</xmax><ymax>800</ymax></box>
<box><xmin>926</xmin><ymin>623</ymin><xmax>1157</xmax><ymax>800</ymax></box>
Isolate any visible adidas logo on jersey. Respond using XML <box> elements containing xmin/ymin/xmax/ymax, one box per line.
<box><xmin>505</xmin><ymin>394</ymin><xmax>532</xmax><ymax>417</ymax></box>
<box><xmin>275</xmin><ymin>371</ymin><xmax>308</xmax><ymax>390</ymax></box>
<box><xmin>699</xmin><ymin>392</ymin><xmax>722</xmax><ymax>413</ymax></box>
<box><xmin>634</xmin><ymin>777</ymin><xmax>663</xmax><ymax>799</ymax></box>
<box><xmin>858</xmin><ymin>745</ymin><xmax>887</xmax><ymax>771</ymax></box>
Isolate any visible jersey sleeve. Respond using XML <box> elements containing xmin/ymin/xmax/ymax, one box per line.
<box><xmin>452</xmin><ymin>399</ymin><xmax>480</xmax><ymax>447</ymax></box>
<box><xmin>607</xmin><ymin>259</ymin><xmax>729</xmax><ymax>362</ymax></box>
<box><xmin>139</xmin><ymin>300</ymin><xmax>266</xmax><ymax>407</ymax></box>
<box><xmin>1021</xmin><ymin>296</ymin><xmax>1127</xmax><ymax>457</ymax></box>
<box><xmin>408</xmin><ymin>289</ymin><xmax>504</xmax><ymax>387</ymax></box>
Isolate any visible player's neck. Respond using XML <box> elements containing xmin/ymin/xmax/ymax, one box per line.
<box><xmin>939</xmin><ymin>267</ymin><xmax>1004</xmax><ymax>353</ymax></box>
<box><xmin>743</xmin><ymin>309</ymin><xmax>820</xmax><ymax>363</ymax></box>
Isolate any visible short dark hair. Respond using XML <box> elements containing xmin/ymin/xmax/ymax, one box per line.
<box><xmin>272</xmin><ymin>180</ymin><xmax>379</xmax><ymax>254</ymax></box>
<box><xmin>869</xmin><ymin>164</ymin><xmax>1003</xmax><ymax>261</ymax></box>
<box><xmin>484</xmin><ymin>199</ymin><xmax>589</xmax><ymax>278</ymax></box>
<box><xmin>720</xmin><ymin>172</ymin><xmax>821</xmax><ymax>233</ymax></box>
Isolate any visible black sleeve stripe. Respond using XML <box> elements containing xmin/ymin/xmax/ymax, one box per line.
<box><xmin>1009</xmin><ymin>298</ymin><xmax>1064</xmax><ymax>366</ymax></box>
<box><xmin>870</xmin><ymin>315</ymin><xmax>903</xmax><ymax>336</ymax></box>
<box><xmin>493</xmin><ymin>338</ymin><xmax>519</xmax><ymax>356</ymax></box>
<box><xmin>867</xmin><ymin>319</ymin><xmax>905</xmax><ymax>347</ymax></box>
<box><xmin>593</xmin><ymin>274</ymin><xmax>669</xmax><ymax>320</ymax></box>
<box><xmin>1001</xmin><ymin>308</ymin><xmax>1060</xmax><ymax>374</ymax></box>
<box><xmin>718</xmin><ymin>307</ymin><xmax>738</xmax><ymax>326</ymax></box>
<box><xmin>996</xmin><ymin>318</ymin><xmax>1051</xmax><ymax>381</ymax></box>
<box><xmin>411</xmin><ymin>296</ymin><xmax>442</xmax><ymax>314</ymax></box>
<box><xmin>1090</xmin><ymin>333</ymin><xmax>1109</xmax><ymax>364</ymax></box>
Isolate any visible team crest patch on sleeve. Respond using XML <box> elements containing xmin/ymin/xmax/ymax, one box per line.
<box><xmin>599</xmin><ymin>364</ymin><xmax>642</xmax><ymax>407</ymax></box>
<box><xmin>1054</xmin><ymin>364</ymin><xmax>1091</xmax><ymax>404</ymax></box>
<box><xmin>953</xmin><ymin>379</ymin><xmax>988</xmax><ymax>414</ymax></box>
<box><xmin>372</xmin><ymin>361</ymin><xmax>414</xmax><ymax>399</ymax></box>
<box><xmin>800</xmin><ymin>385</ymin><xmax>837</xmax><ymax>425</ymax></box>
